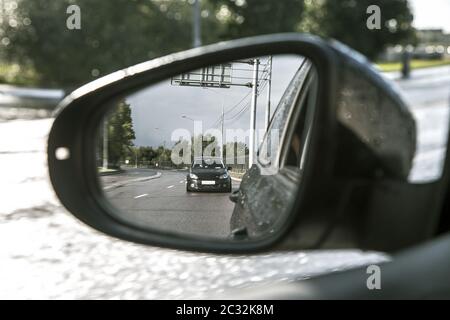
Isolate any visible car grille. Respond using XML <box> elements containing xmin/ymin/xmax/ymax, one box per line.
<box><xmin>197</xmin><ymin>174</ymin><xmax>221</xmax><ymax>179</ymax></box>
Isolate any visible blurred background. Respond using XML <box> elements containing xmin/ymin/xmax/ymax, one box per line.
<box><xmin>0</xmin><ymin>0</ymin><xmax>449</xmax><ymax>299</ymax></box>
<box><xmin>0</xmin><ymin>0</ymin><xmax>449</xmax><ymax>90</ymax></box>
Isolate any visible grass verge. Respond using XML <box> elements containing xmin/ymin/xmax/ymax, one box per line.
<box><xmin>376</xmin><ymin>59</ymin><xmax>450</xmax><ymax>72</ymax></box>
<box><xmin>0</xmin><ymin>63</ymin><xmax>40</xmax><ymax>86</ymax></box>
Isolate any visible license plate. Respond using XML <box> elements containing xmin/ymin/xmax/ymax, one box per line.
<box><xmin>201</xmin><ymin>180</ymin><xmax>215</xmax><ymax>185</ymax></box>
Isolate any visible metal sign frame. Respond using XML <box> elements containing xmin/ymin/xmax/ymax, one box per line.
<box><xmin>171</xmin><ymin>64</ymin><xmax>232</xmax><ymax>88</ymax></box>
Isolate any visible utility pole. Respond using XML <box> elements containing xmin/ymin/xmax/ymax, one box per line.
<box><xmin>401</xmin><ymin>48</ymin><xmax>411</xmax><ymax>79</ymax></box>
<box><xmin>248</xmin><ymin>58</ymin><xmax>259</xmax><ymax>168</ymax></box>
<box><xmin>135</xmin><ymin>149</ymin><xmax>138</xmax><ymax>168</ymax></box>
<box><xmin>192</xmin><ymin>0</ymin><xmax>201</xmax><ymax>48</ymax></box>
<box><xmin>265</xmin><ymin>56</ymin><xmax>273</xmax><ymax>131</ymax></box>
<box><xmin>102</xmin><ymin>119</ymin><xmax>108</xmax><ymax>169</ymax></box>
<box><xmin>221</xmin><ymin>103</ymin><xmax>225</xmax><ymax>162</ymax></box>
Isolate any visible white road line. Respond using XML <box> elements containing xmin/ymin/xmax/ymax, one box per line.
<box><xmin>179</xmin><ymin>180</ymin><xmax>184</xmax><ymax>183</ymax></box>
<box><xmin>167</xmin><ymin>185</ymin><xmax>174</xmax><ymax>189</ymax></box>
<box><xmin>134</xmin><ymin>194</ymin><xmax>148</xmax><ymax>199</ymax></box>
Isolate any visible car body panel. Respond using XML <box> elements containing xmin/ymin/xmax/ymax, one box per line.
<box><xmin>187</xmin><ymin>159</ymin><xmax>232</xmax><ymax>192</ymax></box>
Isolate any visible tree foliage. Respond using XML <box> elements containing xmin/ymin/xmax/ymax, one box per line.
<box><xmin>3</xmin><ymin>0</ymin><xmax>193</xmax><ymax>88</ymax></box>
<box><xmin>212</xmin><ymin>0</ymin><xmax>305</xmax><ymax>39</ymax></box>
<box><xmin>106</xmin><ymin>100</ymin><xmax>136</xmax><ymax>167</ymax></box>
<box><xmin>1</xmin><ymin>0</ymin><xmax>417</xmax><ymax>88</ymax></box>
<box><xmin>300</xmin><ymin>0</ymin><xmax>416</xmax><ymax>60</ymax></box>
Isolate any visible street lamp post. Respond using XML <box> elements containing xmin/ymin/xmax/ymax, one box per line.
<box><xmin>102</xmin><ymin>118</ymin><xmax>108</xmax><ymax>169</ymax></box>
<box><xmin>181</xmin><ymin>115</ymin><xmax>197</xmax><ymax>144</ymax></box>
<box><xmin>265</xmin><ymin>56</ymin><xmax>273</xmax><ymax>131</ymax></box>
<box><xmin>181</xmin><ymin>115</ymin><xmax>196</xmax><ymax>122</ymax></box>
<box><xmin>202</xmin><ymin>89</ymin><xmax>226</xmax><ymax>162</ymax></box>
<box><xmin>181</xmin><ymin>115</ymin><xmax>198</xmax><ymax>162</ymax></box>
<box><xmin>221</xmin><ymin>103</ymin><xmax>224</xmax><ymax>162</ymax></box>
<box><xmin>249</xmin><ymin>58</ymin><xmax>259</xmax><ymax>168</ymax></box>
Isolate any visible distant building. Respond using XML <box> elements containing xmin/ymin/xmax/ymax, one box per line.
<box><xmin>380</xmin><ymin>29</ymin><xmax>450</xmax><ymax>61</ymax></box>
<box><xmin>415</xmin><ymin>29</ymin><xmax>450</xmax><ymax>59</ymax></box>
<box><xmin>417</xmin><ymin>29</ymin><xmax>450</xmax><ymax>45</ymax></box>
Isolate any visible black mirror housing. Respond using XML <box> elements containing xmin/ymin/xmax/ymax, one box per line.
<box><xmin>48</xmin><ymin>33</ymin><xmax>445</xmax><ymax>254</ymax></box>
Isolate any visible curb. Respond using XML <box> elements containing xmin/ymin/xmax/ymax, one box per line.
<box><xmin>103</xmin><ymin>172</ymin><xmax>162</xmax><ymax>190</ymax></box>
<box><xmin>98</xmin><ymin>169</ymin><xmax>124</xmax><ymax>176</ymax></box>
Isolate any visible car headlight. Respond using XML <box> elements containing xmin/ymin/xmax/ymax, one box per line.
<box><xmin>220</xmin><ymin>173</ymin><xmax>229</xmax><ymax>179</ymax></box>
<box><xmin>189</xmin><ymin>173</ymin><xmax>198</xmax><ymax>179</ymax></box>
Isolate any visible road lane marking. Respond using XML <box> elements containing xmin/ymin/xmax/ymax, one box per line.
<box><xmin>103</xmin><ymin>172</ymin><xmax>162</xmax><ymax>190</ymax></box>
<box><xmin>179</xmin><ymin>180</ymin><xmax>184</xmax><ymax>183</ymax></box>
<box><xmin>167</xmin><ymin>185</ymin><xmax>174</xmax><ymax>189</ymax></box>
<box><xmin>134</xmin><ymin>194</ymin><xmax>148</xmax><ymax>199</ymax></box>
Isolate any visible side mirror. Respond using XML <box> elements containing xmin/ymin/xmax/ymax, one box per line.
<box><xmin>48</xmin><ymin>33</ymin><xmax>433</xmax><ymax>254</ymax></box>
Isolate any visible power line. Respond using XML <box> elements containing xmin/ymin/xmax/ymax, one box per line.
<box><xmin>208</xmin><ymin>89</ymin><xmax>252</xmax><ymax>128</ymax></box>
<box><xmin>224</xmin><ymin>67</ymin><xmax>271</xmax><ymax>125</ymax></box>
<box><xmin>225</xmin><ymin>59</ymin><xmax>270</xmax><ymax>116</ymax></box>
<box><xmin>219</xmin><ymin>71</ymin><xmax>270</xmax><ymax>126</ymax></box>
<box><xmin>225</xmin><ymin>101</ymin><xmax>250</xmax><ymax>123</ymax></box>
<box><xmin>208</xmin><ymin>56</ymin><xmax>272</xmax><ymax>128</ymax></box>
<box><xmin>225</xmin><ymin>78</ymin><xmax>269</xmax><ymax>124</ymax></box>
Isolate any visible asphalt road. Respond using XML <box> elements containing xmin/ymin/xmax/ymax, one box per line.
<box><xmin>0</xmin><ymin>65</ymin><xmax>448</xmax><ymax>299</ymax></box>
<box><xmin>384</xmin><ymin>66</ymin><xmax>450</xmax><ymax>108</ymax></box>
<box><xmin>101</xmin><ymin>168</ymin><xmax>240</xmax><ymax>238</ymax></box>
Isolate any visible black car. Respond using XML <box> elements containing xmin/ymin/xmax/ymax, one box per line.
<box><xmin>186</xmin><ymin>158</ymin><xmax>232</xmax><ymax>193</ymax></box>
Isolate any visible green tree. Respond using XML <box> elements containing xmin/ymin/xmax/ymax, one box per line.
<box><xmin>139</xmin><ymin>146</ymin><xmax>158</xmax><ymax>163</ymax></box>
<box><xmin>3</xmin><ymin>0</ymin><xmax>194</xmax><ymax>88</ymax></box>
<box><xmin>153</xmin><ymin>145</ymin><xmax>170</xmax><ymax>162</ymax></box>
<box><xmin>213</xmin><ymin>0</ymin><xmax>305</xmax><ymax>39</ymax></box>
<box><xmin>2</xmin><ymin>0</ymin><xmax>417</xmax><ymax>88</ymax></box>
<box><xmin>106</xmin><ymin>100</ymin><xmax>136</xmax><ymax>167</ymax></box>
<box><xmin>300</xmin><ymin>0</ymin><xmax>416</xmax><ymax>60</ymax></box>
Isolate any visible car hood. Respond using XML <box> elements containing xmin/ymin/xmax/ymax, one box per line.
<box><xmin>190</xmin><ymin>168</ymin><xmax>227</xmax><ymax>176</ymax></box>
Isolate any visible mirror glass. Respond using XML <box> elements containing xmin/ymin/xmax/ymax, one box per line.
<box><xmin>96</xmin><ymin>54</ymin><xmax>318</xmax><ymax>241</ymax></box>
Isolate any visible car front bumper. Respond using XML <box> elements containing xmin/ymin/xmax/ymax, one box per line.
<box><xmin>187</xmin><ymin>178</ymin><xmax>231</xmax><ymax>192</ymax></box>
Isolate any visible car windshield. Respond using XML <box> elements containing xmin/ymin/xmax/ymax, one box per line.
<box><xmin>193</xmin><ymin>160</ymin><xmax>224</xmax><ymax>169</ymax></box>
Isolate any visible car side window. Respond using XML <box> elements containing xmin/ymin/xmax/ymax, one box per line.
<box><xmin>258</xmin><ymin>60</ymin><xmax>313</xmax><ymax>168</ymax></box>
<box><xmin>283</xmin><ymin>69</ymin><xmax>318</xmax><ymax>170</ymax></box>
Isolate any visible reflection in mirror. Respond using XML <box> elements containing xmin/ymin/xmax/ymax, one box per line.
<box><xmin>96</xmin><ymin>54</ymin><xmax>318</xmax><ymax>241</ymax></box>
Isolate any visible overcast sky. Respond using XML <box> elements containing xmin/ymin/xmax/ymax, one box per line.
<box><xmin>117</xmin><ymin>1</ymin><xmax>450</xmax><ymax>149</ymax></box>
<box><xmin>127</xmin><ymin>55</ymin><xmax>305</xmax><ymax>148</ymax></box>
<box><xmin>410</xmin><ymin>0</ymin><xmax>450</xmax><ymax>32</ymax></box>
